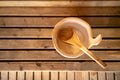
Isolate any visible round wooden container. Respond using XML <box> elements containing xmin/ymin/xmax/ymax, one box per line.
<box><xmin>52</xmin><ymin>17</ymin><xmax>102</xmax><ymax>58</ymax></box>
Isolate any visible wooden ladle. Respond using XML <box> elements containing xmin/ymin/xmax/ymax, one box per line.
<box><xmin>58</xmin><ymin>28</ymin><xmax>106</xmax><ymax>69</ymax></box>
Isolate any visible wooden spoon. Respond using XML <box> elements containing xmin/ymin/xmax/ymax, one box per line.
<box><xmin>58</xmin><ymin>28</ymin><xmax>107</xmax><ymax>69</ymax></box>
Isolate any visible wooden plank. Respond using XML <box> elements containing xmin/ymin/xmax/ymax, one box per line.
<box><xmin>1</xmin><ymin>71</ymin><xmax>8</xmax><ymax>80</ymax></box>
<box><xmin>0</xmin><ymin>62</ymin><xmax>119</xmax><ymax>70</ymax></box>
<box><xmin>42</xmin><ymin>71</ymin><xmax>49</xmax><ymax>80</ymax></box>
<box><xmin>75</xmin><ymin>72</ymin><xmax>82</xmax><ymax>80</ymax></box>
<box><xmin>67</xmin><ymin>71</ymin><xmax>74</xmax><ymax>80</ymax></box>
<box><xmin>1</xmin><ymin>0</ymin><xmax>119</xmax><ymax>1</ymax></box>
<box><xmin>90</xmin><ymin>72</ymin><xmax>97</xmax><ymax>80</ymax></box>
<box><xmin>74</xmin><ymin>72</ymin><xmax>91</xmax><ymax>80</ymax></box>
<box><xmin>59</xmin><ymin>71</ymin><xmax>66</xmax><ymax>80</ymax></box>
<box><xmin>0</xmin><ymin>17</ymin><xmax>120</xmax><ymax>27</ymax></box>
<box><xmin>9</xmin><ymin>71</ymin><xmax>16</xmax><ymax>80</ymax></box>
<box><xmin>115</xmin><ymin>72</ymin><xmax>120</xmax><ymax>80</ymax></box>
<box><xmin>34</xmin><ymin>71</ymin><xmax>41</xmax><ymax>80</ymax></box>
<box><xmin>26</xmin><ymin>71</ymin><xmax>33</xmax><ymax>80</ymax></box>
<box><xmin>98</xmin><ymin>72</ymin><xmax>105</xmax><ymax>80</ymax></box>
<box><xmin>0</xmin><ymin>28</ymin><xmax>119</xmax><ymax>38</ymax></box>
<box><xmin>0</xmin><ymin>1</ymin><xmax>119</xmax><ymax>7</ymax></box>
<box><xmin>17</xmin><ymin>71</ymin><xmax>24</xmax><ymax>80</ymax></box>
<box><xmin>51</xmin><ymin>71</ymin><xmax>58</xmax><ymax>80</ymax></box>
<box><xmin>82</xmin><ymin>72</ymin><xmax>89</xmax><ymax>80</ymax></box>
<box><xmin>106</xmin><ymin>72</ymin><xmax>114</xmax><ymax>80</ymax></box>
<box><xmin>0</xmin><ymin>7</ymin><xmax>119</xmax><ymax>16</ymax></box>
<box><xmin>0</xmin><ymin>40</ymin><xmax>119</xmax><ymax>49</ymax></box>
<box><xmin>0</xmin><ymin>50</ymin><xmax>119</xmax><ymax>60</ymax></box>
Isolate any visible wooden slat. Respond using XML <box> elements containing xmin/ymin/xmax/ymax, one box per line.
<box><xmin>0</xmin><ymin>28</ymin><xmax>119</xmax><ymax>38</ymax></box>
<box><xmin>59</xmin><ymin>71</ymin><xmax>66</xmax><ymax>80</ymax></box>
<box><xmin>0</xmin><ymin>40</ymin><xmax>119</xmax><ymax>49</ymax></box>
<box><xmin>0</xmin><ymin>71</ymin><xmax>119</xmax><ymax>80</ymax></box>
<box><xmin>74</xmin><ymin>71</ymin><xmax>90</xmax><ymax>80</ymax></box>
<box><xmin>17</xmin><ymin>71</ymin><xmax>24</xmax><ymax>80</ymax></box>
<box><xmin>34</xmin><ymin>71</ymin><xmax>41</xmax><ymax>80</ymax></box>
<box><xmin>0</xmin><ymin>62</ymin><xmax>119</xmax><ymax>71</ymax></box>
<box><xmin>51</xmin><ymin>72</ymin><xmax>58</xmax><ymax>80</ymax></box>
<box><xmin>106</xmin><ymin>72</ymin><xmax>114</xmax><ymax>80</ymax></box>
<box><xmin>0</xmin><ymin>17</ymin><xmax>120</xmax><ymax>27</ymax></box>
<box><xmin>98</xmin><ymin>72</ymin><xmax>105</xmax><ymax>80</ymax></box>
<box><xmin>115</xmin><ymin>72</ymin><xmax>120</xmax><ymax>80</ymax></box>
<box><xmin>0</xmin><ymin>7</ymin><xmax>119</xmax><ymax>16</ymax></box>
<box><xmin>26</xmin><ymin>71</ymin><xmax>33</xmax><ymax>80</ymax></box>
<box><xmin>0</xmin><ymin>1</ymin><xmax>119</xmax><ymax>7</ymax></box>
<box><xmin>42</xmin><ymin>71</ymin><xmax>49</xmax><ymax>80</ymax></box>
<box><xmin>1</xmin><ymin>0</ymin><xmax>119</xmax><ymax>1</ymax></box>
<box><xmin>1</xmin><ymin>71</ymin><xmax>8</xmax><ymax>80</ymax></box>
<box><xmin>67</xmin><ymin>72</ymin><xmax>74</xmax><ymax>80</ymax></box>
<box><xmin>75</xmin><ymin>72</ymin><xmax>82</xmax><ymax>80</ymax></box>
<box><xmin>0</xmin><ymin>50</ymin><xmax>119</xmax><ymax>60</ymax></box>
<box><xmin>9</xmin><ymin>71</ymin><xmax>16</xmax><ymax>80</ymax></box>
<box><xmin>81</xmin><ymin>72</ymin><xmax>89</xmax><ymax>80</ymax></box>
<box><xmin>90</xmin><ymin>72</ymin><xmax>97</xmax><ymax>80</ymax></box>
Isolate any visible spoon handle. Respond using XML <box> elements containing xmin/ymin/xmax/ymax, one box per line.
<box><xmin>76</xmin><ymin>43</ymin><xmax>107</xmax><ymax>69</ymax></box>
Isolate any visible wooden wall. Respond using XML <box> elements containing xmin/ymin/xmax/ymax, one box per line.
<box><xmin>0</xmin><ymin>0</ymin><xmax>120</xmax><ymax>71</ymax></box>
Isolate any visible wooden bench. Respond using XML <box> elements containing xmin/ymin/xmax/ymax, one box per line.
<box><xmin>0</xmin><ymin>71</ymin><xmax>120</xmax><ymax>80</ymax></box>
<box><xmin>0</xmin><ymin>0</ymin><xmax>120</xmax><ymax>71</ymax></box>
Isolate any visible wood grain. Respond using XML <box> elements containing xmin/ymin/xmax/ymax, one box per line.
<box><xmin>34</xmin><ymin>71</ymin><xmax>41</xmax><ymax>80</ymax></box>
<box><xmin>75</xmin><ymin>72</ymin><xmax>82</xmax><ymax>80</ymax></box>
<box><xmin>0</xmin><ymin>50</ymin><xmax>119</xmax><ymax>60</ymax></box>
<box><xmin>0</xmin><ymin>40</ymin><xmax>119</xmax><ymax>49</ymax></box>
<box><xmin>106</xmin><ymin>72</ymin><xmax>114</xmax><ymax>80</ymax></box>
<box><xmin>1</xmin><ymin>0</ymin><xmax>119</xmax><ymax>1</ymax></box>
<box><xmin>1</xmin><ymin>71</ymin><xmax>8</xmax><ymax>80</ymax></box>
<box><xmin>81</xmin><ymin>72</ymin><xmax>89</xmax><ymax>80</ymax></box>
<box><xmin>51</xmin><ymin>72</ymin><xmax>58</xmax><ymax>80</ymax></box>
<box><xmin>0</xmin><ymin>17</ymin><xmax>120</xmax><ymax>27</ymax></box>
<box><xmin>67</xmin><ymin>72</ymin><xmax>74</xmax><ymax>80</ymax></box>
<box><xmin>0</xmin><ymin>62</ymin><xmax>119</xmax><ymax>71</ymax></box>
<box><xmin>0</xmin><ymin>28</ymin><xmax>119</xmax><ymax>38</ymax></box>
<box><xmin>26</xmin><ymin>71</ymin><xmax>33</xmax><ymax>80</ymax></box>
<box><xmin>0</xmin><ymin>7</ymin><xmax>119</xmax><ymax>16</ymax></box>
<box><xmin>42</xmin><ymin>71</ymin><xmax>49</xmax><ymax>80</ymax></box>
<box><xmin>0</xmin><ymin>0</ymin><xmax>119</xmax><ymax>71</ymax></box>
<box><xmin>98</xmin><ymin>72</ymin><xmax>105</xmax><ymax>80</ymax></box>
<box><xmin>17</xmin><ymin>71</ymin><xmax>24</xmax><ymax>80</ymax></box>
<box><xmin>90</xmin><ymin>72</ymin><xmax>97</xmax><ymax>80</ymax></box>
<box><xmin>115</xmin><ymin>72</ymin><xmax>120</xmax><ymax>80</ymax></box>
<box><xmin>0</xmin><ymin>1</ymin><xmax>119</xmax><ymax>7</ymax></box>
<box><xmin>9</xmin><ymin>71</ymin><xmax>16</xmax><ymax>80</ymax></box>
<box><xmin>59</xmin><ymin>71</ymin><xmax>66</xmax><ymax>80</ymax></box>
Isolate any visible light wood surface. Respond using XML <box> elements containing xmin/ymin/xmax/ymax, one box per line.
<box><xmin>9</xmin><ymin>71</ymin><xmax>16</xmax><ymax>80</ymax></box>
<box><xmin>98</xmin><ymin>72</ymin><xmax>106</xmax><ymax>80</ymax></box>
<box><xmin>34</xmin><ymin>71</ymin><xmax>41</xmax><ymax>80</ymax></box>
<box><xmin>106</xmin><ymin>72</ymin><xmax>114</xmax><ymax>80</ymax></box>
<box><xmin>115</xmin><ymin>72</ymin><xmax>120</xmax><ymax>80</ymax></box>
<box><xmin>59</xmin><ymin>71</ymin><xmax>66</xmax><ymax>80</ymax></box>
<box><xmin>17</xmin><ymin>71</ymin><xmax>24</xmax><ymax>80</ymax></box>
<box><xmin>0</xmin><ymin>71</ymin><xmax>119</xmax><ymax>80</ymax></box>
<box><xmin>0</xmin><ymin>1</ymin><xmax>119</xmax><ymax>7</ymax></box>
<box><xmin>90</xmin><ymin>72</ymin><xmax>98</xmax><ymax>80</ymax></box>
